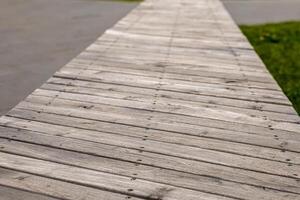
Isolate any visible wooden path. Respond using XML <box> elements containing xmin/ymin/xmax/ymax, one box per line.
<box><xmin>0</xmin><ymin>0</ymin><xmax>299</xmax><ymax>199</ymax></box>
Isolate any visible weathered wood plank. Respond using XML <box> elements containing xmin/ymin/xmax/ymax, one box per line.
<box><xmin>40</xmin><ymin>83</ymin><xmax>299</xmax><ymax>123</ymax></box>
<box><xmin>0</xmin><ymin>185</ymin><xmax>60</xmax><ymax>200</ymax></box>
<box><xmin>48</xmin><ymin>77</ymin><xmax>296</xmax><ymax>114</ymax></box>
<box><xmin>0</xmin><ymin>139</ymin><xmax>298</xmax><ymax>200</ymax></box>
<box><xmin>0</xmin><ymin>168</ymin><xmax>142</xmax><ymax>200</ymax></box>
<box><xmin>0</xmin><ymin>0</ymin><xmax>299</xmax><ymax>199</ymax></box>
<box><xmin>54</xmin><ymin>71</ymin><xmax>291</xmax><ymax>106</ymax></box>
<box><xmin>4</xmin><ymin>108</ymin><xmax>300</xmax><ymax>154</ymax></box>
<box><xmin>1</xmin><ymin>113</ymin><xmax>300</xmax><ymax>179</ymax></box>
<box><xmin>0</xmin><ymin>152</ymin><xmax>235</xmax><ymax>200</ymax></box>
<box><xmin>28</xmin><ymin>89</ymin><xmax>300</xmax><ymax>133</ymax></box>
<box><xmin>65</xmin><ymin>59</ymin><xmax>279</xmax><ymax>89</ymax></box>
<box><xmin>13</xmin><ymin>98</ymin><xmax>300</xmax><ymax>154</ymax></box>
<box><xmin>0</xmin><ymin>126</ymin><xmax>299</xmax><ymax>195</ymax></box>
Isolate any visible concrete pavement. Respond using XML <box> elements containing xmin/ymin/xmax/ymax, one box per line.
<box><xmin>0</xmin><ymin>0</ymin><xmax>137</xmax><ymax>115</ymax></box>
<box><xmin>221</xmin><ymin>0</ymin><xmax>300</xmax><ymax>24</ymax></box>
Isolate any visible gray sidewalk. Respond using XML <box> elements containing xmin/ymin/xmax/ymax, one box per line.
<box><xmin>0</xmin><ymin>0</ymin><xmax>137</xmax><ymax>115</ymax></box>
<box><xmin>222</xmin><ymin>0</ymin><xmax>300</xmax><ymax>24</ymax></box>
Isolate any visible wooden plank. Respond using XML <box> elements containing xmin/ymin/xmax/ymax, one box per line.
<box><xmin>54</xmin><ymin>71</ymin><xmax>291</xmax><ymax>106</ymax></box>
<box><xmin>1</xmin><ymin>114</ymin><xmax>300</xmax><ymax>179</ymax></box>
<box><xmin>47</xmin><ymin>77</ymin><xmax>296</xmax><ymax>114</ymax></box>
<box><xmin>0</xmin><ymin>139</ymin><xmax>298</xmax><ymax>200</ymax></box>
<box><xmin>14</xmin><ymin>98</ymin><xmax>300</xmax><ymax>154</ymax></box>
<box><xmin>67</xmin><ymin>54</ymin><xmax>277</xmax><ymax>84</ymax></box>
<box><xmin>66</xmin><ymin>58</ymin><xmax>279</xmax><ymax>90</ymax></box>
<box><xmin>0</xmin><ymin>0</ymin><xmax>299</xmax><ymax>199</ymax></box>
<box><xmin>28</xmin><ymin>89</ymin><xmax>300</xmax><ymax>133</ymax></box>
<box><xmin>0</xmin><ymin>127</ymin><xmax>299</xmax><ymax>195</ymax></box>
<box><xmin>5</xmin><ymin>107</ymin><xmax>300</xmax><ymax>154</ymax></box>
<box><xmin>7</xmin><ymin>104</ymin><xmax>300</xmax><ymax>151</ymax></box>
<box><xmin>40</xmin><ymin>82</ymin><xmax>299</xmax><ymax>123</ymax></box>
<box><xmin>0</xmin><ymin>168</ymin><xmax>142</xmax><ymax>200</ymax></box>
<box><xmin>0</xmin><ymin>152</ymin><xmax>235</xmax><ymax>200</ymax></box>
<box><xmin>0</xmin><ymin>185</ymin><xmax>60</xmax><ymax>200</ymax></box>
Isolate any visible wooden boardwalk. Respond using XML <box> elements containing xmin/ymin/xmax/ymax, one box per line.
<box><xmin>0</xmin><ymin>0</ymin><xmax>299</xmax><ymax>199</ymax></box>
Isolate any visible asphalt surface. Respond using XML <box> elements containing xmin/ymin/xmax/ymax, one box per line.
<box><xmin>221</xmin><ymin>0</ymin><xmax>300</xmax><ymax>24</ymax></box>
<box><xmin>0</xmin><ymin>0</ymin><xmax>137</xmax><ymax>115</ymax></box>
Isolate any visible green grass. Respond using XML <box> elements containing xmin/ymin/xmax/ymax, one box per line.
<box><xmin>240</xmin><ymin>21</ymin><xmax>300</xmax><ymax>115</ymax></box>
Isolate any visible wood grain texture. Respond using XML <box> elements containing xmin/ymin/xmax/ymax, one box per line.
<box><xmin>0</xmin><ymin>0</ymin><xmax>299</xmax><ymax>199</ymax></box>
<box><xmin>0</xmin><ymin>185</ymin><xmax>60</xmax><ymax>200</ymax></box>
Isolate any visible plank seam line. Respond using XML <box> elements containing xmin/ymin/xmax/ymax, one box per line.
<box><xmin>5</xmin><ymin>112</ymin><xmax>300</xmax><ymax>164</ymax></box>
<box><xmin>0</xmin><ymin>140</ymin><xmax>298</xmax><ymax>196</ymax></box>
<box><xmin>28</xmin><ymin>91</ymin><xmax>300</xmax><ymax>133</ymax></box>
<box><xmin>0</xmin><ymin>166</ymin><xmax>151</xmax><ymax>200</ymax></box>
<box><xmin>0</xmin><ymin>151</ymin><xmax>252</xmax><ymax>200</ymax></box>
<box><xmin>1</xmin><ymin>123</ymin><xmax>299</xmax><ymax>180</ymax></box>
<box><xmin>84</xmin><ymin>48</ymin><xmax>268</xmax><ymax>71</ymax></box>
<box><xmin>77</xmin><ymin>52</ymin><xmax>270</xmax><ymax>73</ymax></box>
<box><xmin>10</xmin><ymin>107</ymin><xmax>300</xmax><ymax>154</ymax></box>
<box><xmin>65</xmin><ymin>66</ymin><xmax>275</xmax><ymax>90</ymax></box>
<box><xmin>38</xmin><ymin>85</ymin><xmax>300</xmax><ymax>123</ymax></box>
<box><xmin>46</xmin><ymin>81</ymin><xmax>294</xmax><ymax>115</ymax></box>
<box><xmin>75</xmin><ymin>54</ymin><xmax>272</xmax><ymax>77</ymax></box>
<box><xmin>53</xmin><ymin>75</ymin><xmax>293</xmax><ymax>106</ymax></box>
<box><xmin>62</xmin><ymin>66</ymin><xmax>285</xmax><ymax>95</ymax></box>
<box><xmin>0</xmin><ymin>183</ymin><xmax>68</xmax><ymax>200</ymax></box>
